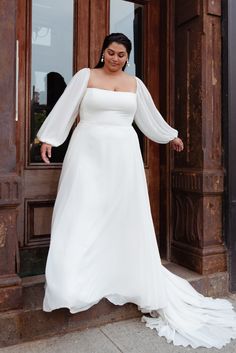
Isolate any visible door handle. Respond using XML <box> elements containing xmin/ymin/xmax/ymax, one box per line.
<box><xmin>15</xmin><ymin>39</ymin><xmax>19</xmax><ymax>122</ymax></box>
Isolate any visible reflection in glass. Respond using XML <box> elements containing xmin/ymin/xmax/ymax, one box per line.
<box><xmin>110</xmin><ymin>0</ymin><xmax>145</xmax><ymax>157</ymax></box>
<box><xmin>30</xmin><ymin>0</ymin><xmax>74</xmax><ymax>163</ymax></box>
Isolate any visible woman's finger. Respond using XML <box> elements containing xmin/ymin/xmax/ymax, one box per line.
<box><xmin>41</xmin><ymin>144</ymin><xmax>51</xmax><ymax>164</ymax></box>
<box><xmin>46</xmin><ymin>145</ymin><xmax>52</xmax><ymax>159</ymax></box>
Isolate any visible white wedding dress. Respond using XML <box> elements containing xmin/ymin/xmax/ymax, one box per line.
<box><xmin>37</xmin><ymin>68</ymin><xmax>236</xmax><ymax>349</ymax></box>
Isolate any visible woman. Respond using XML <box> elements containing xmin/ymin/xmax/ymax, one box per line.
<box><xmin>37</xmin><ymin>33</ymin><xmax>236</xmax><ymax>349</ymax></box>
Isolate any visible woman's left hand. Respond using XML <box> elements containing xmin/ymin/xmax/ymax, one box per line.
<box><xmin>170</xmin><ymin>137</ymin><xmax>184</xmax><ymax>152</ymax></box>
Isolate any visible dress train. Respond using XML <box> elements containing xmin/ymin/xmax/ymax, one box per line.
<box><xmin>140</xmin><ymin>265</ymin><xmax>236</xmax><ymax>349</ymax></box>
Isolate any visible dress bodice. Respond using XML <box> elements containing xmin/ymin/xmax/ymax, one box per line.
<box><xmin>79</xmin><ymin>88</ymin><xmax>137</xmax><ymax>126</ymax></box>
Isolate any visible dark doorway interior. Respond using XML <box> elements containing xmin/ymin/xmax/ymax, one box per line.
<box><xmin>222</xmin><ymin>0</ymin><xmax>236</xmax><ymax>292</ymax></box>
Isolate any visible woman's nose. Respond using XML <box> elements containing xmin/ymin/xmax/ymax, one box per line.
<box><xmin>112</xmin><ymin>54</ymin><xmax>119</xmax><ymax>61</ymax></box>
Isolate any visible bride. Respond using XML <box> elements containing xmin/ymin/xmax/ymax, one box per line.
<box><xmin>37</xmin><ymin>32</ymin><xmax>236</xmax><ymax>349</ymax></box>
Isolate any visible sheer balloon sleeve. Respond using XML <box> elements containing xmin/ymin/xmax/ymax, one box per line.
<box><xmin>36</xmin><ymin>68</ymin><xmax>90</xmax><ymax>147</ymax></box>
<box><xmin>134</xmin><ymin>77</ymin><xmax>178</xmax><ymax>144</ymax></box>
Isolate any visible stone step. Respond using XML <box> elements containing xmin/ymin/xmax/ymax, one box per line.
<box><xmin>162</xmin><ymin>261</ymin><xmax>229</xmax><ymax>297</ymax></box>
<box><xmin>0</xmin><ymin>262</ymin><xmax>229</xmax><ymax>348</ymax></box>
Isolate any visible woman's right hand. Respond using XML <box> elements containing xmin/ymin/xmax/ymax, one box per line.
<box><xmin>40</xmin><ymin>143</ymin><xmax>52</xmax><ymax>164</ymax></box>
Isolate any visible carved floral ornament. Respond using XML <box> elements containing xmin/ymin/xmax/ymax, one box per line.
<box><xmin>0</xmin><ymin>222</ymin><xmax>7</xmax><ymax>248</ymax></box>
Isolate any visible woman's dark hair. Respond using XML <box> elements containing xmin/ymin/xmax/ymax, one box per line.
<box><xmin>94</xmin><ymin>33</ymin><xmax>132</xmax><ymax>71</ymax></box>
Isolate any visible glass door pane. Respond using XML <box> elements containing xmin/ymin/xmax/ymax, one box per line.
<box><xmin>30</xmin><ymin>0</ymin><xmax>74</xmax><ymax>164</ymax></box>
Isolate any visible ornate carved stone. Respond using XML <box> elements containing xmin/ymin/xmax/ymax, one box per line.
<box><xmin>0</xmin><ymin>176</ymin><xmax>21</xmax><ymax>206</ymax></box>
<box><xmin>172</xmin><ymin>170</ymin><xmax>224</xmax><ymax>194</ymax></box>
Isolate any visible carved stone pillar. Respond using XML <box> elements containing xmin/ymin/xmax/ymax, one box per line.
<box><xmin>0</xmin><ymin>0</ymin><xmax>22</xmax><ymax>310</ymax></box>
<box><xmin>171</xmin><ymin>0</ymin><xmax>226</xmax><ymax>274</ymax></box>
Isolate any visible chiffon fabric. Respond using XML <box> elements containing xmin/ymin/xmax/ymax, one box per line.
<box><xmin>37</xmin><ymin>68</ymin><xmax>236</xmax><ymax>349</ymax></box>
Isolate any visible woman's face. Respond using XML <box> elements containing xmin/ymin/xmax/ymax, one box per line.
<box><xmin>103</xmin><ymin>42</ymin><xmax>128</xmax><ymax>72</ymax></box>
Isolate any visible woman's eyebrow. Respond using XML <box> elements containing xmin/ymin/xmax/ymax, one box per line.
<box><xmin>107</xmin><ymin>49</ymin><xmax>125</xmax><ymax>54</ymax></box>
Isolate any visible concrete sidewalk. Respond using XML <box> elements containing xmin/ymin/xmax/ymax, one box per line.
<box><xmin>1</xmin><ymin>296</ymin><xmax>236</xmax><ymax>353</ymax></box>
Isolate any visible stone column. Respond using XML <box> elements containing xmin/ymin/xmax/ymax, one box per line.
<box><xmin>171</xmin><ymin>0</ymin><xmax>226</xmax><ymax>274</ymax></box>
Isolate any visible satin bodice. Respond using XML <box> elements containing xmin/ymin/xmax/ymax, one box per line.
<box><xmin>79</xmin><ymin>88</ymin><xmax>137</xmax><ymax>126</ymax></box>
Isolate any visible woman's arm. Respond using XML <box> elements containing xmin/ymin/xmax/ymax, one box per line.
<box><xmin>37</xmin><ymin>68</ymin><xmax>90</xmax><ymax>148</ymax></box>
<box><xmin>134</xmin><ymin>77</ymin><xmax>183</xmax><ymax>151</ymax></box>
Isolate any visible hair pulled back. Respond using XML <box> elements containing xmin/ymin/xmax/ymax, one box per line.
<box><xmin>94</xmin><ymin>33</ymin><xmax>132</xmax><ymax>71</ymax></box>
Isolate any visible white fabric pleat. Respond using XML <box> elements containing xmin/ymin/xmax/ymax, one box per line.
<box><xmin>36</xmin><ymin>68</ymin><xmax>236</xmax><ymax>349</ymax></box>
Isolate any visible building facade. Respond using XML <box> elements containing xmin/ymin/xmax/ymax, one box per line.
<box><xmin>0</xmin><ymin>0</ymin><xmax>235</xmax><ymax>346</ymax></box>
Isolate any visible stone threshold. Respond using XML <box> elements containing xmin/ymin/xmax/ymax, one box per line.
<box><xmin>162</xmin><ymin>260</ymin><xmax>229</xmax><ymax>298</ymax></box>
<box><xmin>0</xmin><ymin>262</ymin><xmax>229</xmax><ymax>348</ymax></box>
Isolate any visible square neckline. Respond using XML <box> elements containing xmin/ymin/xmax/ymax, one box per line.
<box><xmin>86</xmin><ymin>68</ymin><xmax>137</xmax><ymax>94</ymax></box>
<box><xmin>86</xmin><ymin>87</ymin><xmax>137</xmax><ymax>95</ymax></box>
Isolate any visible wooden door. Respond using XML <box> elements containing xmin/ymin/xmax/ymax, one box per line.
<box><xmin>16</xmin><ymin>0</ymin><xmax>93</xmax><ymax>276</ymax></box>
<box><xmin>16</xmin><ymin>0</ymin><xmax>162</xmax><ymax>277</ymax></box>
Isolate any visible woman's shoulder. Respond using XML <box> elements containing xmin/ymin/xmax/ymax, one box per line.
<box><xmin>66</xmin><ymin>67</ymin><xmax>90</xmax><ymax>80</ymax></box>
<box><xmin>69</xmin><ymin>68</ymin><xmax>90</xmax><ymax>82</ymax></box>
<box><xmin>123</xmin><ymin>72</ymin><xmax>143</xmax><ymax>87</ymax></box>
<box><xmin>121</xmin><ymin>72</ymin><xmax>137</xmax><ymax>91</ymax></box>
<box><xmin>75</xmin><ymin>67</ymin><xmax>90</xmax><ymax>75</ymax></box>
<box><xmin>123</xmin><ymin>71</ymin><xmax>136</xmax><ymax>81</ymax></box>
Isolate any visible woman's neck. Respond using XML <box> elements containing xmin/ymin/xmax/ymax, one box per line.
<box><xmin>101</xmin><ymin>66</ymin><xmax>123</xmax><ymax>77</ymax></box>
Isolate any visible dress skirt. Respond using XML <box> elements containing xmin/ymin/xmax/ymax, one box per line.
<box><xmin>41</xmin><ymin>87</ymin><xmax>236</xmax><ymax>349</ymax></box>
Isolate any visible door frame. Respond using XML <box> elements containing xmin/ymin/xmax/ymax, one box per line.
<box><xmin>159</xmin><ymin>0</ymin><xmax>175</xmax><ymax>259</ymax></box>
<box><xmin>222</xmin><ymin>0</ymin><xmax>236</xmax><ymax>292</ymax></box>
